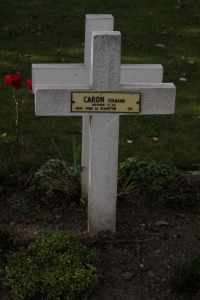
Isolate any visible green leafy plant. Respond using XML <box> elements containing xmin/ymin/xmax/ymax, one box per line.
<box><xmin>172</xmin><ymin>252</ymin><xmax>200</xmax><ymax>292</ymax></box>
<box><xmin>118</xmin><ymin>157</ymin><xmax>183</xmax><ymax>193</ymax></box>
<box><xmin>117</xmin><ymin>167</ymin><xmax>139</xmax><ymax>197</ymax></box>
<box><xmin>51</xmin><ymin>137</ymin><xmax>81</xmax><ymax>176</ymax></box>
<box><xmin>28</xmin><ymin>158</ymin><xmax>81</xmax><ymax>205</ymax></box>
<box><xmin>27</xmin><ymin>140</ymin><xmax>82</xmax><ymax>206</ymax></box>
<box><xmin>159</xmin><ymin>175</ymin><xmax>200</xmax><ymax>207</ymax></box>
<box><xmin>2</xmin><ymin>230</ymin><xmax>100</xmax><ymax>300</ymax></box>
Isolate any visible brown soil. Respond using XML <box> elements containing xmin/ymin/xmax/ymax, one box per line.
<box><xmin>0</xmin><ymin>187</ymin><xmax>200</xmax><ymax>300</ymax></box>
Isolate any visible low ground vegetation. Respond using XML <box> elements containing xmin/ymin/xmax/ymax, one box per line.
<box><xmin>0</xmin><ymin>158</ymin><xmax>200</xmax><ymax>299</ymax></box>
<box><xmin>2</xmin><ymin>231</ymin><xmax>100</xmax><ymax>300</ymax></box>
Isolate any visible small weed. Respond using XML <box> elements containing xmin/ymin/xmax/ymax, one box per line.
<box><xmin>27</xmin><ymin>139</ymin><xmax>82</xmax><ymax>207</ymax></box>
<box><xmin>0</xmin><ymin>160</ymin><xmax>9</xmax><ymax>185</ymax></box>
<box><xmin>27</xmin><ymin>158</ymin><xmax>81</xmax><ymax>207</ymax></box>
<box><xmin>0</xmin><ymin>229</ymin><xmax>16</xmax><ymax>254</ymax></box>
<box><xmin>117</xmin><ymin>167</ymin><xmax>139</xmax><ymax>197</ymax></box>
<box><xmin>118</xmin><ymin>157</ymin><xmax>183</xmax><ymax>193</ymax></box>
<box><xmin>159</xmin><ymin>176</ymin><xmax>200</xmax><ymax>208</ymax></box>
<box><xmin>172</xmin><ymin>252</ymin><xmax>200</xmax><ymax>293</ymax></box>
<box><xmin>118</xmin><ymin>157</ymin><xmax>200</xmax><ymax>208</ymax></box>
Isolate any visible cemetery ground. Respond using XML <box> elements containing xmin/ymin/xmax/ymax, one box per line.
<box><xmin>0</xmin><ymin>167</ymin><xmax>200</xmax><ymax>299</ymax></box>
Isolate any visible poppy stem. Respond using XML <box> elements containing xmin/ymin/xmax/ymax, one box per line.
<box><xmin>13</xmin><ymin>92</ymin><xmax>21</xmax><ymax>185</ymax></box>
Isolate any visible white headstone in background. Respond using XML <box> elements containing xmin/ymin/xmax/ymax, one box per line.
<box><xmin>32</xmin><ymin>15</ymin><xmax>176</xmax><ymax>234</ymax></box>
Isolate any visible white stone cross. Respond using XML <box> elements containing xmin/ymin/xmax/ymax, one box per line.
<box><xmin>32</xmin><ymin>15</ymin><xmax>175</xmax><ymax>234</ymax></box>
<box><xmin>32</xmin><ymin>14</ymin><xmax>163</xmax><ymax>200</ymax></box>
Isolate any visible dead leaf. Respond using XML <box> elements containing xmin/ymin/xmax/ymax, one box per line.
<box><xmin>126</xmin><ymin>139</ymin><xmax>133</xmax><ymax>144</ymax></box>
<box><xmin>56</xmin><ymin>49</ymin><xmax>62</xmax><ymax>54</ymax></box>
<box><xmin>55</xmin><ymin>215</ymin><xmax>62</xmax><ymax>219</ymax></box>
<box><xmin>122</xmin><ymin>271</ymin><xmax>134</xmax><ymax>280</ymax></box>
<box><xmin>31</xmin><ymin>13</ymin><xmax>38</xmax><ymax>19</ymax></box>
<box><xmin>154</xmin><ymin>249</ymin><xmax>161</xmax><ymax>255</ymax></box>
<box><xmin>155</xmin><ymin>44</ymin><xmax>166</xmax><ymax>48</ymax></box>
<box><xmin>176</xmin><ymin>213</ymin><xmax>187</xmax><ymax>219</ymax></box>
<box><xmin>18</xmin><ymin>53</ymin><xmax>24</xmax><ymax>60</ymax></box>
<box><xmin>154</xmin><ymin>220</ymin><xmax>170</xmax><ymax>227</ymax></box>
<box><xmin>182</xmin><ymin>72</ymin><xmax>187</xmax><ymax>77</ymax></box>
<box><xmin>2</xmin><ymin>27</ymin><xmax>9</xmax><ymax>32</ymax></box>
<box><xmin>37</xmin><ymin>25</ymin><xmax>42</xmax><ymax>31</ymax></box>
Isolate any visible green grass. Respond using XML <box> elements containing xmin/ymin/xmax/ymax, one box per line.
<box><xmin>172</xmin><ymin>253</ymin><xmax>200</xmax><ymax>292</ymax></box>
<box><xmin>0</xmin><ymin>0</ymin><xmax>200</xmax><ymax>170</ymax></box>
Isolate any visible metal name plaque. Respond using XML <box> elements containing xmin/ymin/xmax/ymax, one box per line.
<box><xmin>71</xmin><ymin>92</ymin><xmax>141</xmax><ymax>113</ymax></box>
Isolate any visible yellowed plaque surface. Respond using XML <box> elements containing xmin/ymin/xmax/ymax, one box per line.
<box><xmin>71</xmin><ymin>92</ymin><xmax>141</xmax><ymax>113</ymax></box>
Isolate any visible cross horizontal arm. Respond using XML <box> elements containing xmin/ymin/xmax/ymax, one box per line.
<box><xmin>32</xmin><ymin>64</ymin><xmax>163</xmax><ymax>93</ymax></box>
<box><xmin>121</xmin><ymin>83</ymin><xmax>176</xmax><ymax>114</ymax></box>
<box><xmin>120</xmin><ymin>64</ymin><xmax>163</xmax><ymax>83</ymax></box>
<box><xmin>32</xmin><ymin>64</ymin><xmax>88</xmax><ymax>92</ymax></box>
<box><xmin>35</xmin><ymin>83</ymin><xmax>175</xmax><ymax>116</ymax></box>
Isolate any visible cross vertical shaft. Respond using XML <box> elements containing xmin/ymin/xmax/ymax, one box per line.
<box><xmin>81</xmin><ymin>15</ymin><xmax>114</xmax><ymax>200</ymax></box>
<box><xmin>88</xmin><ymin>32</ymin><xmax>121</xmax><ymax>234</ymax></box>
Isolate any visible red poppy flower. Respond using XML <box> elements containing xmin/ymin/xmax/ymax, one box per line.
<box><xmin>26</xmin><ymin>79</ymin><xmax>32</xmax><ymax>90</ymax></box>
<box><xmin>4</xmin><ymin>74</ymin><xmax>22</xmax><ymax>89</ymax></box>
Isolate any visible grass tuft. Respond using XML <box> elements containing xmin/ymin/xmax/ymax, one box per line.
<box><xmin>172</xmin><ymin>253</ymin><xmax>200</xmax><ymax>293</ymax></box>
